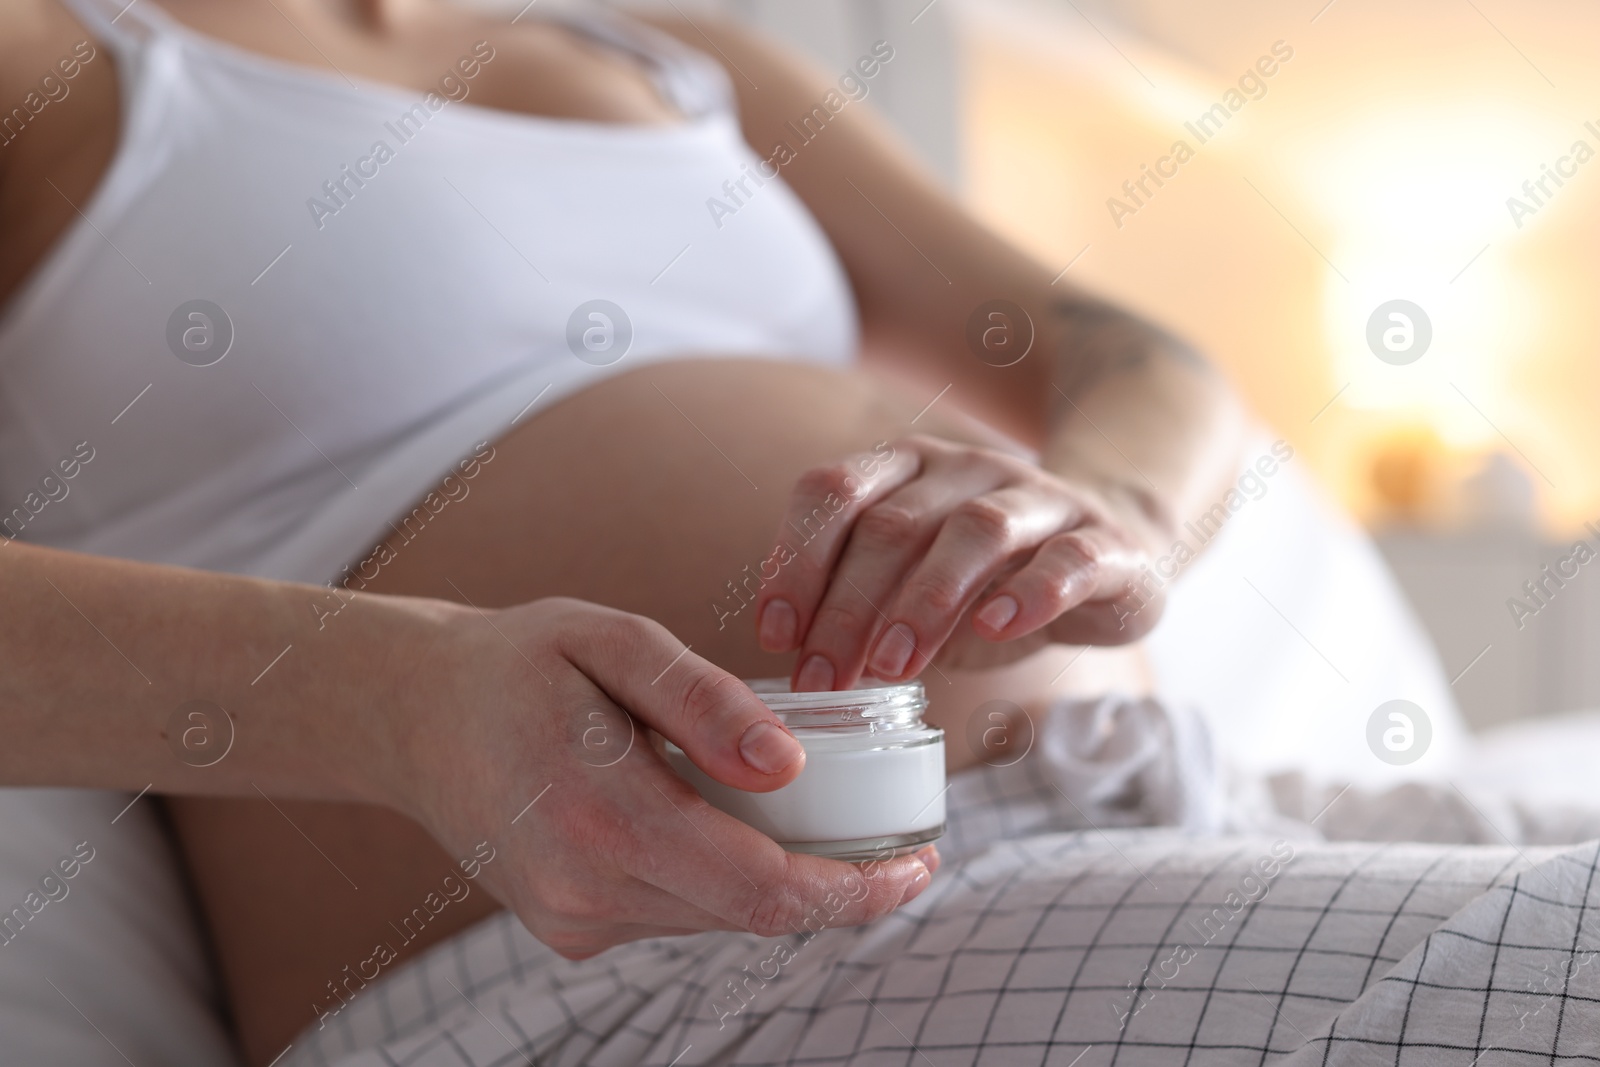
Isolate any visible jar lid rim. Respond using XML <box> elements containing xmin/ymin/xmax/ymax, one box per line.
<box><xmin>745</xmin><ymin>677</ymin><xmax>927</xmax><ymax>717</ymax></box>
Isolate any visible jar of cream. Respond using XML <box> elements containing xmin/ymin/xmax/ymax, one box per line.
<box><xmin>665</xmin><ymin>679</ymin><xmax>945</xmax><ymax>861</ymax></box>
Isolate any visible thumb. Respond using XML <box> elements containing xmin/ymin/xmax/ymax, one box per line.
<box><xmin>563</xmin><ymin>610</ymin><xmax>805</xmax><ymax>791</ymax></box>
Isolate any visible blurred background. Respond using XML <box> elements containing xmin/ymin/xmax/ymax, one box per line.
<box><xmin>946</xmin><ymin>0</ymin><xmax>1600</xmax><ymax>732</ymax></box>
<box><xmin>523</xmin><ymin>0</ymin><xmax>1599</xmax><ymax>732</ymax></box>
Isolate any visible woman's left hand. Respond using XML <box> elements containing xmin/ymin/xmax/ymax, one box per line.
<box><xmin>752</xmin><ymin>435</ymin><xmax>1168</xmax><ymax>691</ymax></box>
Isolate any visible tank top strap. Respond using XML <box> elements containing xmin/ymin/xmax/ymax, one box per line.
<box><xmin>552</xmin><ymin>7</ymin><xmax>736</xmax><ymax>120</ymax></box>
<box><xmin>57</xmin><ymin>1</ymin><xmax>735</xmax><ymax>120</ymax></box>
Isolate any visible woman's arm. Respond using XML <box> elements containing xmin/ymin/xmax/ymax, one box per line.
<box><xmin>0</xmin><ymin>539</ymin><xmax>434</xmax><ymax>799</ymax></box>
<box><xmin>645</xmin><ymin>16</ymin><xmax>1246</xmax><ymax>534</ymax></box>
<box><xmin>0</xmin><ymin>540</ymin><xmax>933</xmax><ymax>951</ymax></box>
<box><xmin>646</xmin><ymin>15</ymin><xmax>1248</xmax><ymax>685</ymax></box>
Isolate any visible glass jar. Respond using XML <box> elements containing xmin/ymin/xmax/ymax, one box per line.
<box><xmin>664</xmin><ymin>679</ymin><xmax>945</xmax><ymax>861</ymax></box>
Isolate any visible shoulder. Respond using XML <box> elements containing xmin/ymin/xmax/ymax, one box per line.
<box><xmin>629</xmin><ymin>10</ymin><xmax>776</xmax><ymax>65</ymax></box>
<box><xmin>0</xmin><ymin>3</ymin><xmax>93</xmax><ymax>95</ymax></box>
<box><xmin>0</xmin><ymin>2</ymin><xmax>103</xmax><ymax>177</ymax></box>
<box><xmin>0</xmin><ymin>1</ymin><xmax>119</xmax><ymax>304</ymax></box>
<box><xmin>628</xmin><ymin>11</ymin><xmax>839</xmax><ymax>112</ymax></box>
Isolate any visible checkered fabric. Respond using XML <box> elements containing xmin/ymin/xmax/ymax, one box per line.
<box><xmin>286</xmin><ymin>748</ymin><xmax>1600</xmax><ymax>1067</ymax></box>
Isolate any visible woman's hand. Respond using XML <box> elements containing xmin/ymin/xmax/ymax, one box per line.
<box><xmin>752</xmin><ymin>435</ymin><xmax>1165</xmax><ymax>691</ymax></box>
<box><xmin>382</xmin><ymin>597</ymin><xmax>936</xmax><ymax>960</ymax></box>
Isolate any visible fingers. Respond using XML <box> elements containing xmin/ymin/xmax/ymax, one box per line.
<box><xmin>525</xmin><ymin>738</ymin><xmax>938</xmax><ymax>955</ymax></box>
<box><xmin>647</xmin><ymin>831</ymin><xmax>934</xmax><ymax>939</ymax></box>
<box><xmin>555</xmin><ymin>605</ymin><xmax>803</xmax><ymax>790</ymax></box>
<box><xmin>620</xmin><ymin>764</ymin><xmax>935</xmax><ymax>938</ymax></box>
<box><xmin>787</xmin><ymin>468</ymin><xmax>1003</xmax><ymax>690</ymax></box>
<box><xmin>760</xmin><ymin>438</ymin><xmax>1169</xmax><ymax>689</ymax></box>
<box><xmin>749</xmin><ymin>430</ymin><xmax>1168</xmax><ymax>679</ymax></box>
<box><xmin>551</xmin><ymin>611</ymin><xmax>936</xmax><ymax>937</ymax></box>
<box><xmin>861</xmin><ymin>487</ymin><xmax>1080</xmax><ymax>683</ymax></box>
<box><xmin>533</xmin><ymin>844</ymin><xmax>939</xmax><ymax>959</ymax></box>
<box><xmin>454</xmin><ymin>596</ymin><xmax>953</xmax><ymax>973</ymax></box>
<box><xmin>753</xmin><ymin>443</ymin><xmax>923</xmax><ymax>656</ymax></box>
<box><xmin>973</xmin><ymin>523</ymin><xmax>1156</xmax><ymax>646</ymax></box>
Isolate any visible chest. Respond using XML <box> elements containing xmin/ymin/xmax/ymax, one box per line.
<box><xmin>0</xmin><ymin>1</ymin><xmax>684</xmax><ymax>310</ymax></box>
<box><xmin>157</xmin><ymin>1</ymin><xmax>684</xmax><ymax>126</ymax></box>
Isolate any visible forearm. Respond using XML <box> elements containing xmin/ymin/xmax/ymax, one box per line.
<box><xmin>1039</xmin><ymin>302</ymin><xmax>1249</xmax><ymax>549</ymax></box>
<box><xmin>649</xmin><ymin>15</ymin><xmax>1247</xmax><ymax>540</ymax></box>
<box><xmin>0</xmin><ymin>541</ymin><xmax>452</xmax><ymax>803</ymax></box>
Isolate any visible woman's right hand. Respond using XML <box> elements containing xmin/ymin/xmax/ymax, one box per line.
<box><xmin>378</xmin><ymin>596</ymin><xmax>936</xmax><ymax>959</ymax></box>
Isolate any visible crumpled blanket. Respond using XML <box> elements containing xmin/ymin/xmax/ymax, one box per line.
<box><xmin>286</xmin><ymin>695</ymin><xmax>1600</xmax><ymax>1067</ymax></box>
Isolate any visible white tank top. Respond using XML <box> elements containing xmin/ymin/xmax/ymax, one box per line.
<box><xmin>0</xmin><ymin>0</ymin><xmax>857</xmax><ymax>583</ymax></box>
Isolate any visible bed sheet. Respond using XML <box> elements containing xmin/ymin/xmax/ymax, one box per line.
<box><xmin>284</xmin><ymin>748</ymin><xmax>1600</xmax><ymax>1067</ymax></box>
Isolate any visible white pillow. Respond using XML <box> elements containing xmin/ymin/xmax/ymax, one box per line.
<box><xmin>1144</xmin><ymin>447</ymin><xmax>1468</xmax><ymax>785</ymax></box>
<box><xmin>0</xmin><ymin>788</ymin><xmax>240</xmax><ymax>1066</ymax></box>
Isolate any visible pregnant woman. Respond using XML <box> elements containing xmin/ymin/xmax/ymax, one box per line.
<box><xmin>0</xmin><ymin>0</ymin><xmax>1252</xmax><ymax>1062</ymax></box>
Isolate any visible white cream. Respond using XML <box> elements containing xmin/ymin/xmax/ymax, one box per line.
<box><xmin>665</xmin><ymin>680</ymin><xmax>945</xmax><ymax>860</ymax></box>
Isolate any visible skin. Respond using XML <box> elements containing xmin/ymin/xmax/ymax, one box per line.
<box><xmin>0</xmin><ymin>1</ymin><xmax>1247</xmax><ymax>1063</ymax></box>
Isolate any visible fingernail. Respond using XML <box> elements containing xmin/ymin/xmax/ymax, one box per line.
<box><xmin>868</xmin><ymin>623</ymin><xmax>916</xmax><ymax>678</ymax></box>
<box><xmin>913</xmin><ymin>844</ymin><xmax>942</xmax><ymax>875</ymax></box>
<box><xmin>899</xmin><ymin>862</ymin><xmax>931</xmax><ymax>905</ymax></box>
<box><xmin>758</xmin><ymin>599</ymin><xmax>797</xmax><ymax>650</ymax></box>
<box><xmin>975</xmin><ymin>594</ymin><xmax>1019</xmax><ymax>633</ymax></box>
<box><xmin>739</xmin><ymin>720</ymin><xmax>804</xmax><ymax>775</ymax></box>
<box><xmin>795</xmin><ymin>655</ymin><xmax>835</xmax><ymax>692</ymax></box>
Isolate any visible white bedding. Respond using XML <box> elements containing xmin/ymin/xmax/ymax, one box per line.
<box><xmin>281</xmin><ymin>748</ymin><xmax>1600</xmax><ymax>1067</ymax></box>
<box><xmin>1143</xmin><ymin>445</ymin><xmax>1468</xmax><ymax>786</ymax></box>
<box><xmin>0</xmin><ymin>789</ymin><xmax>237</xmax><ymax>1066</ymax></box>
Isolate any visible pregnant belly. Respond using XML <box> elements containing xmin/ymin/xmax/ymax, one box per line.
<box><xmin>358</xmin><ymin>356</ymin><xmax>1146</xmax><ymax>766</ymax></box>
<box><xmin>162</xmin><ymin>357</ymin><xmax>1147</xmax><ymax>1065</ymax></box>
<box><xmin>361</xmin><ymin>357</ymin><xmax>925</xmax><ymax>656</ymax></box>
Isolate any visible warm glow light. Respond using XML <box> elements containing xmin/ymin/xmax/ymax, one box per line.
<box><xmin>1301</xmin><ymin>104</ymin><xmax>1558</xmax><ymax>445</ymax></box>
<box><xmin>1320</xmin><ymin>252</ymin><xmax>1533</xmax><ymax>445</ymax></box>
<box><xmin>958</xmin><ymin>0</ymin><xmax>1600</xmax><ymax>532</ymax></box>
<box><xmin>1293</xmin><ymin>103</ymin><xmax>1563</xmax><ymax>242</ymax></box>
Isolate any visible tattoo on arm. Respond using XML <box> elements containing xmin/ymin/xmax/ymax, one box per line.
<box><xmin>1049</xmin><ymin>297</ymin><xmax>1212</xmax><ymax>403</ymax></box>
